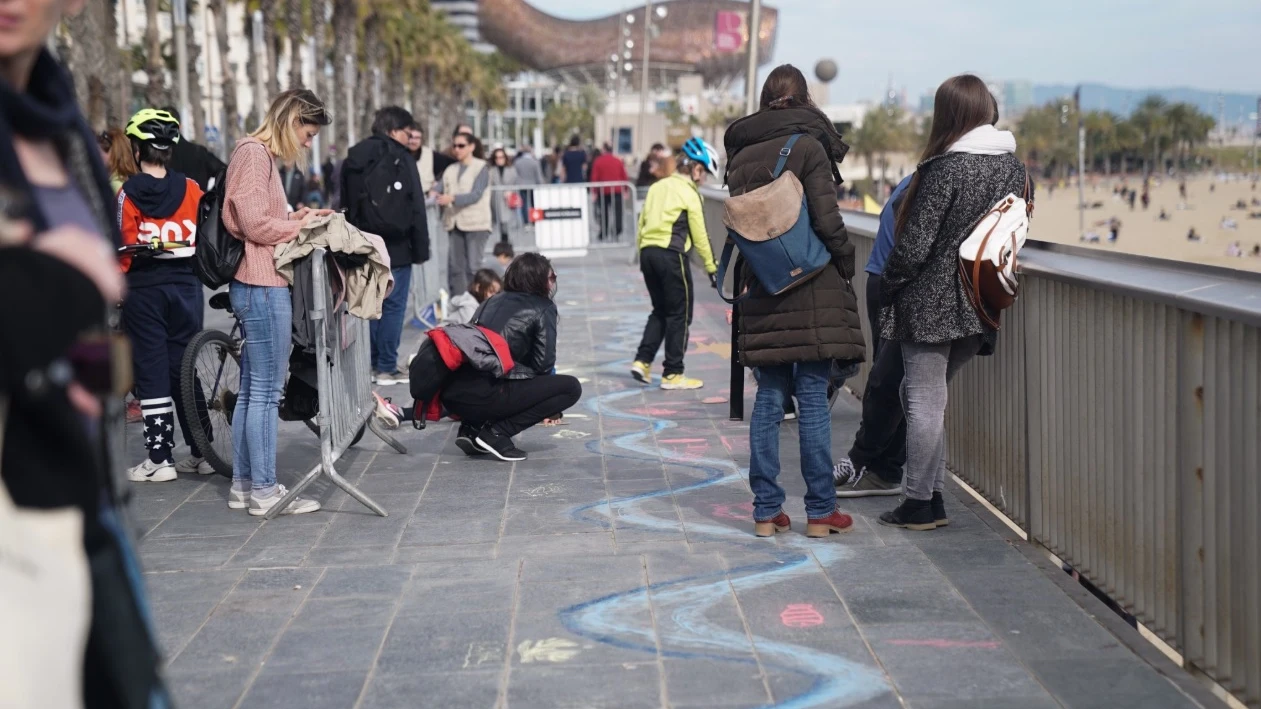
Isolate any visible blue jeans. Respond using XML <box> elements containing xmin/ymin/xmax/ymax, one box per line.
<box><xmin>370</xmin><ymin>265</ymin><xmax>412</xmax><ymax>372</ymax></box>
<box><xmin>229</xmin><ymin>282</ymin><xmax>291</xmax><ymax>492</ymax></box>
<box><xmin>749</xmin><ymin>360</ymin><xmax>836</xmax><ymax>521</ymax></box>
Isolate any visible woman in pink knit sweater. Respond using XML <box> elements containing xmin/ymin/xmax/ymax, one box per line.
<box><xmin>223</xmin><ymin>89</ymin><xmax>331</xmax><ymax>516</ymax></box>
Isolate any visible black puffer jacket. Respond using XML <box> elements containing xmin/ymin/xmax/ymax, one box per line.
<box><xmin>880</xmin><ymin>151</ymin><xmax>1028</xmax><ymax>346</ymax></box>
<box><xmin>724</xmin><ymin>106</ymin><xmax>865</xmax><ymax>368</ymax></box>
<box><xmin>473</xmin><ymin>291</ymin><xmax>558</xmax><ymax>379</ymax></box>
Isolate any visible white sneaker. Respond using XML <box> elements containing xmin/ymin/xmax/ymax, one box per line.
<box><xmin>175</xmin><ymin>456</ymin><xmax>215</xmax><ymax>475</ymax></box>
<box><xmin>249</xmin><ymin>484</ymin><xmax>321</xmax><ymax>516</ymax></box>
<box><xmin>228</xmin><ymin>487</ymin><xmax>250</xmax><ymax>509</ymax></box>
<box><xmin>128</xmin><ymin>459</ymin><xmax>177</xmax><ymax>482</ymax></box>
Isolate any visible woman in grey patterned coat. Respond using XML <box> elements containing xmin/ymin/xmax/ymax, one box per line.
<box><xmin>877</xmin><ymin>74</ymin><xmax>1030</xmax><ymax>531</ymax></box>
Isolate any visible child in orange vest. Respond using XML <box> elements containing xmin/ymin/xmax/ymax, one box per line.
<box><xmin>117</xmin><ymin>109</ymin><xmax>208</xmax><ymax>482</ymax></box>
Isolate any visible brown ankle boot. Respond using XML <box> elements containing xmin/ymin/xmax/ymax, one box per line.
<box><xmin>754</xmin><ymin>512</ymin><xmax>791</xmax><ymax>537</ymax></box>
<box><xmin>806</xmin><ymin>510</ymin><xmax>854</xmax><ymax>537</ymax></box>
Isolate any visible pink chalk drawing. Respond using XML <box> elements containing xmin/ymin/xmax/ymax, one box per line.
<box><xmin>701</xmin><ymin>397</ymin><xmax>728</xmax><ymax>405</ymax></box>
<box><xmin>719</xmin><ymin>435</ymin><xmax>749</xmax><ymax>455</ymax></box>
<box><xmin>658</xmin><ymin>438</ymin><xmax>707</xmax><ymax>444</ymax></box>
<box><xmin>888</xmin><ymin>639</ymin><xmax>1001</xmax><ymax>649</ymax></box>
<box><xmin>780</xmin><ymin>604</ymin><xmax>825</xmax><ymax>628</ymax></box>
<box><xmin>628</xmin><ymin>406</ymin><xmax>681</xmax><ymax>417</ymax></box>
<box><xmin>710</xmin><ymin>501</ymin><xmax>755</xmax><ymax>520</ymax></box>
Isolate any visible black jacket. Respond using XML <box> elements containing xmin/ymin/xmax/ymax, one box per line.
<box><xmin>340</xmin><ymin>134</ymin><xmax>430</xmax><ymax>266</ymax></box>
<box><xmin>880</xmin><ymin>151</ymin><xmax>1028</xmax><ymax>346</ymax></box>
<box><xmin>473</xmin><ymin>291</ymin><xmax>558</xmax><ymax>379</ymax></box>
<box><xmin>723</xmin><ymin>106</ymin><xmax>865</xmax><ymax>368</ymax></box>
<box><xmin>169</xmin><ymin>138</ymin><xmax>226</xmax><ymax>192</ymax></box>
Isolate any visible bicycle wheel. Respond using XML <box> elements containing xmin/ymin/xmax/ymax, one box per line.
<box><xmin>180</xmin><ymin>329</ymin><xmax>241</xmax><ymax>477</ymax></box>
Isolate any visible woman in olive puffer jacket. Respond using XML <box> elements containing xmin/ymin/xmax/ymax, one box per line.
<box><xmin>723</xmin><ymin>64</ymin><xmax>865</xmax><ymax>539</ymax></box>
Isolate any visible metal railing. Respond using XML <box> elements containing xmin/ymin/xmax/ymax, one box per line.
<box><xmin>268</xmin><ymin>248</ymin><xmax>407</xmax><ymax>520</ymax></box>
<box><xmin>487</xmin><ymin>181</ymin><xmax>638</xmax><ymax>256</ymax></box>
<box><xmin>700</xmin><ymin>185</ymin><xmax>1261</xmax><ymax>707</ymax></box>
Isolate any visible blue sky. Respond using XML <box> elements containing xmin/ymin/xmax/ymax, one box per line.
<box><xmin>527</xmin><ymin>0</ymin><xmax>1260</xmax><ymax>104</ymax></box>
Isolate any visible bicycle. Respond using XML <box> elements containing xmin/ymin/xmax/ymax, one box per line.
<box><xmin>178</xmin><ymin>292</ymin><xmax>367</xmax><ymax>478</ymax></box>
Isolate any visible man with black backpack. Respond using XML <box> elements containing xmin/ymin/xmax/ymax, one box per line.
<box><xmin>340</xmin><ymin>106</ymin><xmax>430</xmax><ymax>385</ymax></box>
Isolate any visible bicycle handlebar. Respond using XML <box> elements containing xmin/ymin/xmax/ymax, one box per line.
<box><xmin>117</xmin><ymin>238</ymin><xmax>193</xmax><ymax>255</ymax></box>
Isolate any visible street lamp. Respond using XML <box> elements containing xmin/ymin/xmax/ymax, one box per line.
<box><xmin>744</xmin><ymin>0</ymin><xmax>761</xmax><ymax>114</ymax></box>
<box><xmin>637</xmin><ymin>2</ymin><xmax>666</xmax><ymax>159</ymax></box>
<box><xmin>172</xmin><ymin>0</ymin><xmax>192</xmax><ymax>139</ymax></box>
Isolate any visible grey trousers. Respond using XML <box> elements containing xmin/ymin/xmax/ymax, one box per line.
<box><xmin>900</xmin><ymin>336</ymin><xmax>983</xmax><ymax>501</ymax></box>
<box><xmin>448</xmin><ymin>228</ymin><xmax>490</xmax><ymax>295</ymax></box>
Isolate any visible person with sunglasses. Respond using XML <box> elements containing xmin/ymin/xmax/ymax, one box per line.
<box><xmin>435</xmin><ymin>131</ymin><xmax>492</xmax><ymax>295</ymax></box>
<box><xmin>441</xmin><ymin>252</ymin><xmax>582</xmax><ymax>461</ymax></box>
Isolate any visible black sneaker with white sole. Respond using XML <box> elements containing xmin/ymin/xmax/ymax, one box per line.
<box><xmin>474</xmin><ymin>429</ymin><xmax>527</xmax><ymax>462</ymax></box>
<box><xmin>455</xmin><ymin>424</ymin><xmax>489</xmax><ymax>456</ymax></box>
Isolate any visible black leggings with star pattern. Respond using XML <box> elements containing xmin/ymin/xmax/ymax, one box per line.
<box><xmin>121</xmin><ymin>280</ymin><xmax>205</xmax><ymax>464</ymax></box>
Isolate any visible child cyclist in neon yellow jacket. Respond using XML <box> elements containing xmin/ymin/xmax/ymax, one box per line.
<box><xmin>631</xmin><ymin>137</ymin><xmax>719</xmax><ymax>391</ymax></box>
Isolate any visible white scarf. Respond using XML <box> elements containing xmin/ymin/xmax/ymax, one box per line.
<box><xmin>947</xmin><ymin>124</ymin><xmax>1016</xmax><ymax>155</ymax></box>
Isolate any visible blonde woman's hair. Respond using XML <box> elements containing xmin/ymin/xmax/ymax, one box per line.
<box><xmin>251</xmin><ymin>88</ymin><xmax>330</xmax><ymax>167</ymax></box>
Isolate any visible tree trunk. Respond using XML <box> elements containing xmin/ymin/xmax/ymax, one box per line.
<box><xmin>311</xmin><ymin>0</ymin><xmax>330</xmax><ymax>149</ymax></box>
<box><xmin>209</xmin><ymin>0</ymin><xmax>240</xmax><ymax>149</ymax></box>
<box><xmin>144</xmin><ymin>0</ymin><xmax>168</xmax><ymax>105</ymax></box>
<box><xmin>61</xmin><ymin>0</ymin><xmax>115</xmax><ymax>130</ymax></box>
<box><xmin>184</xmin><ymin>0</ymin><xmax>206</xmax><ymax>141</ymax></box>
<box><xmin>331</xmin><ymin>0</ymin><xmax>356</xmax><ymax>155</ymax></box>
<box><xmin>286</xmin><ymin>0</ymin><xmax>304</xmax><ymax>88</ymax></box>
<box><xmin>386</xmin><ymin>63</ymin><xmax>406</xmax><ymax>110</ymax></box>
<box><xmin>358</xmin><ymin>12</ymin><xmax>383</xmax><ymax>141</ymax></box>
<box><xmin>259</xmin><ymin>0</ymin><xmax>279</xmax><ymax>96</ymax></box>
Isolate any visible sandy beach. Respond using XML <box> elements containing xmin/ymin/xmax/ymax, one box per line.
<box><xmin>1032</xmin><ymin>174</ymin><xmax>1261</xmax><ymax>272</ymax></box>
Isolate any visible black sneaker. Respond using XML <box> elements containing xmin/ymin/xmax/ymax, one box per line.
<box><xmin>931</xmin><ymin>491</ymin><xmax>949</xmax><ymax>527</ymax></box>
<box><xmin>877</xmin><ymin>498</ymin><xmax>936</xmax><ymax>531</ymax></box>
<box><xmin>455</xmin><ymin>424</ymin><xmax>489</xmax><ymax>456</ymax></box>
<box><xmin>474</xmin><ymin>429</ymin><xmax>527</xmax><ymax>462</ymax></box>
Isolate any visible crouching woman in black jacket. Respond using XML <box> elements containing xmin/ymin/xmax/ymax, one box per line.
<box><xmin>442</xmin><ymin>252</ymin><xmax>582</xmax><ymax>461</ymax></box>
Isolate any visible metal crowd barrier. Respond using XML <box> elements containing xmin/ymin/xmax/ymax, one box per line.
<box><xmin>487</xmin><ymin>181</ymin><xmax>638</xmax><ymax>257</ymax></box>
<box><xmin>700</xmin><ymin>185</ymin><xmax>1261</xmax><ymax>707</ymax></box>
<box><xmin>267</xmin><ymin>248</ymin><xmax>407</xmax><ymax>520</ymax></box>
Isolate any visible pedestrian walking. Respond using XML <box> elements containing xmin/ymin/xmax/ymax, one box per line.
<box><xmin>341</xmin><ymin>106</ymin><xmax>431</xmax><ymax>386</ymax></box>
<box><xmin>559</xmin><ymin>135</ymin><xmax>588</xmax><ymax>183</ymax></box>
<box><xmin>724</xmin><ymin>64</ymin><xmax>864</xmax><ymax>538</ymax></box>
<box><xmin>116</xmin><ymin>109</ymin><xmax>210</xmax><ymax>482</ymax></box>
<box><xmin>488</xmin><ymin>147</ymin><xmax>518</xmax><ymax>244</ymax></box>
<box><xmin>442</xmin><ymin>253</ymin><xmax>582</xmax><ymax>461</ymax></box>
<box><xmin>877</xmin><ymin>74</ymin><xmax>1028</xmax><ymax>531</ymax></box>
<box><xmin>513</xmin><ymin>144</ymin><xmax>544</xmax><ymax>221</ymax></box>
<box><xmin>590</xmin><ymin>142</ymin><xmax>630</xmax><ymax>241</ymax></box>
<box><xmin>435</xmin><ymin>131</ymin><xmax>493</xmax><ymax>295</ymax></box>
<box><xmin>223</xmin><ymin>88</ymin><xmax>332</xmax><ymax>516</ymax></box>
<box><xmin>630</xmin><ymin>138</ymin><xmax>719</xmax><ymax>391</ymax></box>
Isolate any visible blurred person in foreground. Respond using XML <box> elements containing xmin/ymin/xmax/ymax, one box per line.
<box><xmin>0</xmin><ymin>0</ymin><xmax>171</xmax><ymax>704</ymax></box>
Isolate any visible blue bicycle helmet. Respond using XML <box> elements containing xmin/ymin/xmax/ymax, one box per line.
<box><xmin>681</xmin><ymin>136</ymin><xmax>720</xmax><ymax>176</ymax></box>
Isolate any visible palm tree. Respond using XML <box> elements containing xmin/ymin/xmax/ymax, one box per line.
<box><xmin>1083</xmin><ymin>111</ymin><xmax>1118</xmax><ymax>175</ymax></box>
<box><xmin>60</xmin><ymin>0</ymin><xmax>125</xmax><ymax>129</ymax></box>
<box><xmin>1130</xmin><ymin>95</ymin><xmax>1168</xmax><ymax>176</ymax></box>
<box><xmin>208</xmin><ymin>0</ymin><xmax>241</xmax><ymax>148</ymax></box>
<box><xmin>144</xmin><ymin>0</ymin><xmax>168</xmax><ymax>105</ymax></box>
<box><xmin>286</xmin><ymin>0</ymin><xmax>305</xmax><ymax>88</ymax></box>
<box><xmin>330</xmin><ymin>0</ymin><xmax>356</xmax><ymax>154</ymax></box>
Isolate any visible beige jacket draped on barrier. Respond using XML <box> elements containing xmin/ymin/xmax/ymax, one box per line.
<box><xmin>273</xmin><ymin>212</ymin><xmax>394</xmax><ymax>319</ymax></box>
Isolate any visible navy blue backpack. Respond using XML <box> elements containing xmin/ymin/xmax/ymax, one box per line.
<box><xmin>716</xmin><ymin>134</ymin><xmax>831</xmax><ymax>303</ymax></box>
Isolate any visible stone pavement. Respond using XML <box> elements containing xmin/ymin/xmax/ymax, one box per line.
<box><xmin>130</xmin><ymin>249</ymin><xmax>1217</xmax><ymax>709</ymax></box>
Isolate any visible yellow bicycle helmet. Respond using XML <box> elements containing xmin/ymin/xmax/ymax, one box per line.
<box><xmin>126</xmin><ymin>108</ymin><xmax>181</xmax><ymax>149</ymax></box>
